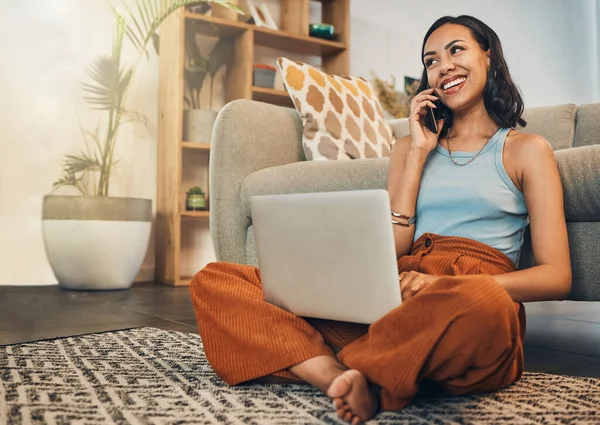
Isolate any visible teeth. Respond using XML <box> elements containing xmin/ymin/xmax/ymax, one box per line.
<box><xmin>443</xmin><ymin>77</ymin><xmax>466</xmax><ymax>90</ymax></box>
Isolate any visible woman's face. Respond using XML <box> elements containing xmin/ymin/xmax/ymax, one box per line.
<box><xmin>422</xmin><ymin>23</ymin><xmax>490</xmax><ymax>111</ymax></box>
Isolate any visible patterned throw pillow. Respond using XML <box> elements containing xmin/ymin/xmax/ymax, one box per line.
<box><xmin>276</xmin><ymin>57</ymin><xmax>394</xmax><ymax>161</ymax></box>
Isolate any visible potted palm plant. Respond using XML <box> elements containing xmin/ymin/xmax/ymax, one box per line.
<box><xmin>43</xmin><ymin>0</ymin><xmax>239</xmax><ymax>291</ymax></box>
<box><xmin>182</xmin><ymin>23</ymin><xmax>234</xmax><ymax>143</ymax></box>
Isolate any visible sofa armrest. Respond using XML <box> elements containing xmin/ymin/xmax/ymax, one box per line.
<box><xmin>240</xmin><ymin>158</ymin><xmax>389</xmax><ymax>218</ymax></box>
<box><xmin>209</xmin><ymin>100</ymin><xmax>304</xmax><ymax>264</ymax></box>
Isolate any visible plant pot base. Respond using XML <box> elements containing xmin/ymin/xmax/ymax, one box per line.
<box><xmin>42</xmin><ymin>196</ymin><xmax>152</xmax><ymax>291</ymax></box>
<box><xmin>43</xmin><ymin>220</ymin><xmax>151</xmax><ymax>290</ymax></box>
<box><xmin>183</xmin><ymin>110</ymin><xmax>218</xmax><ymax>142</ymax></box>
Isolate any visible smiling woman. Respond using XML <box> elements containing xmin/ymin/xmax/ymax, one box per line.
<box><xmin>188</xmin><ymin>14</ymin><xmax>572</xmax><ymax>425</ymax></box>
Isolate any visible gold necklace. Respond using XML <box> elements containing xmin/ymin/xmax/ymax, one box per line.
<box><xmin>446</xmin><ymin>130</ymin><xmax>497</xmax><ymax>166</ymax></box>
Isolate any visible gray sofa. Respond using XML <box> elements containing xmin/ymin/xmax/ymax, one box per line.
<box><xmin>209</xmin><ymin>100</ymin><xmax>600</xmax><ymax>300</ymax></box>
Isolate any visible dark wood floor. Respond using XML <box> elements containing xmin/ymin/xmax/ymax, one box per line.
<box><xmin>2</xmin><ymin>283</ymin><xmax>600</xmax><ymax>377</ymax></box>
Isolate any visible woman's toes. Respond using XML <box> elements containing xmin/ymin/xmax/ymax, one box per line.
<box><xmin>333</xmin><ymin>398</ymin><xmax>344</xmax><ymax>409</ymax></box>
<box><xmin>336</xmin><ymin>405</ymin><xmax>348</xmax><ymax>417</ymax></box>
<box><xmin>351</xmin><ymin>416</ymin><xmax>361</xmax><ymax>425</ymax></box>
<box><xmin>343</xmin><ymin>411</ymin><xmax>353</xmax><ymax>422</ymax></box>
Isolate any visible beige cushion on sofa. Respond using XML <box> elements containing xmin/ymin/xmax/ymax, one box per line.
<box><xmin>519</xmin><ymin>103</ymin><xmax>577</xmax><ymax>150</ymax></box>
<box><xmin>574</xmin><ymin>103</ymin><xmax>600</xmax><ymax>148</ymax></box>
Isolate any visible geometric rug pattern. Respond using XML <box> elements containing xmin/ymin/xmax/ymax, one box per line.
<box><xmin>1</xmin><ymin>328</ymin><xmax>600</xmax><ymax>424</ymax></box>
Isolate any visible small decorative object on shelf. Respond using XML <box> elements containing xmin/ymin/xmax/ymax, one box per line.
<box><xmin>187</xmin><ymin>3</ymin><xmax>211</xmax><ymax>14</ymax></box>
<box><xmin>404</xmin><ymin>76</ymin><xmax>421</xmax><ymax>98</ymax></box>
<box><xmin>186</xmin><ymin>186</ymin><xmax>207</xmax><ymax>211</ymax></box>
<box><xmin>253</xmin><ymin>64</ymin><xmax>276</xmax><ymax>88</ymax></box>
<box><xmin>245</xmin><ymin>0</ymin><xmax>277</xmax><ymax>29</ymax></box>
<box><xmin>257</xmin><ymin>3</ymin><xmax>277</xmax><ymax>29</ymax></box>
<box><xmin>372</xmin><ymin>73</ymin><xmax>410</xmax><ymax>119</ymax></box>
<box><xmin>212</xmin><ymin>0</ymin><xmax>238</xmax><ymax>21</ymax></box>
<box><xmin>309</xmin><ymin>23</ymin><xmax>335</xmax><ymax>40</ymax></box>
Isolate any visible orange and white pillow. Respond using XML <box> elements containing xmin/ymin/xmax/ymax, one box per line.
<box><xmin>276</xmin><ymin>57</ymin><xmax>394</xmax><ymax>161</ymax></box>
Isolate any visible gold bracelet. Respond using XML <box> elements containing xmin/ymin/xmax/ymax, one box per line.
<box><xmin>391</xmin><ymin>211</ymin><xmax>416</xmax><ymax>227</ymax></box>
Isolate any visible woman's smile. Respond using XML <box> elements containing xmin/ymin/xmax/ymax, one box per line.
<box><xmin>442</xmin><ymin>76</ymin><xmax>467</xmax><ymax>95</ymax></box>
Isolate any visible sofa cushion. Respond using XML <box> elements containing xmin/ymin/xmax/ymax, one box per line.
<box><xmin>241</xmin><ymin>158</ymin><xmax>388</xmax><ymax>218</ymax></box>
<box><xmin>388</xmin><ymin>118</ymin><xmax>410</xmax><ymax>140</ymax></box>
<box><xmin>555</xmin><ymin>145</ymin><xmax>600</xmax><ymax>222</ymax></box>
<box><xmin>388</xmin><ymin>104</ymin><xmax>579</xmax><ymax>151</ymax></box>
<box><xmin>574</xmin><ymin>103</ymin><xmax>600</xmax><ymax>148</ymax></box>
<box><xmin>519</xmin><ymin>104</ymin><xmax>577</xmax><ymax>150</ymax></box>
<box><xmin>277</xmin><ymin>57</ymin><xmax>394</xmax><ymax>161</ymax></box>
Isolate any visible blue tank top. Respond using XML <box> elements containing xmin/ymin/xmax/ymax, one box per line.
<box><xmin>413</xmin><ymin>127</ymin><xmax>529</xmax><ymax>265</ymax></box>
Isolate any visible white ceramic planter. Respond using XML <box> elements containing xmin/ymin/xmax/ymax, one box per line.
<box><xmin>183</xmin><ymin>109</ymin><xmax>218</xmax><ymax>142</ymax></box>
<box><xmin>42</xmin><ymin>196</ymin><xmax>152</xmax><ymax>291</ymax></box>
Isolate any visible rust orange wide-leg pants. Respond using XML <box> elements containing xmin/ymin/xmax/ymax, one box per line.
<box><xmin>189</xmin><ymin>233</ymin><xmax>526</xmax><ymax>410</ymax></box>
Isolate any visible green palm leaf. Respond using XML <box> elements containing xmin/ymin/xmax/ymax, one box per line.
<box><xmin>82</xmin><ymin>56</ymin><xmax>115</xmax><ymax>109</ymax></box>
<box><xmin>208</xmin><ymin>37</ymin><xmax>234</xmax><ymax>78</ymax></box>
<box><xmin>120</xmin><ymin>0</ymin><xmax>242</xmax><ymax>57</ymax></box>
<box><xmin>63</xmin><ymin>153</ymin><xmax>102</xmax><ymax>173</ymax></box>
<box><xmin>122</xmin><ymin>108</ymin><xmax>154</xmax><ymax>132</ymax></box>
<box><xmin>59</xmin><ymin>0</ymin><xmax>242</xmax><ymax>197</ymax></box>
<box><xmin>81</xmin><ymin>16</ymin><xmax>131</xmax><ymax>112</ymax></box>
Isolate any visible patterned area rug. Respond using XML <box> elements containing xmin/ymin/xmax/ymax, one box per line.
<box><xmin>1</xmin><ymin>328</ymin><xmax>599</xmax><ymax>425</ymax></box>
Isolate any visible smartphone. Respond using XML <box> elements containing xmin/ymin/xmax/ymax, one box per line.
<box><xmin>425</xmin><ymin>99</ymin><xmax>450</xmax><ymax>134</ymax></box>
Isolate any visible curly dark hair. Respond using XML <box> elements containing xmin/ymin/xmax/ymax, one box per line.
<box><xmin>415</xmin><ymin>15</ymin><xmax>527</xmax><ymax>137</ymax></box>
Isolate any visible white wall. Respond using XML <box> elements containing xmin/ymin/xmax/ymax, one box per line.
<box><xmin>351</xmin><ymin>0</ymin><xmax>600</xmax><ymax>107</ymax></box>
<box><xmin>597</xmin><ymin>0</ymin><xmax>600</xmax><ymax>100</ymax></box>
<box><xmin>1</xmin><ymin>0</ymin><xmax>598</xmax><ymax>286</ymax></box>
<box><xmin>0</xmin><ymin>1</ymin><xmax>158</xmax><ymax>285</ymax></box>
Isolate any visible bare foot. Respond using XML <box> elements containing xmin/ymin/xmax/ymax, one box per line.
<box><xmin>327</xmin><ymin>369</ymin><xmax>378</xmax><ymax>424</ymax></box>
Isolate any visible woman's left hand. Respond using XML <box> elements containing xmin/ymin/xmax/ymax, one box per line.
<box><xmin>399</xmin><ymin>271</ymin><xmax>440</xmax><ymax>300</ymax></box>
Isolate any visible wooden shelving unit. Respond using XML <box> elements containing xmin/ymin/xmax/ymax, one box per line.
<box><xmin>181</xmin><ymin>211</ymin><xmax>211</xmax><ymax>218</ymax></box>
<box><xmin>181</xmin><ymin>141</ymin><xmax>211</xmax><ymax>150</ymax></box>
<box><xmin>156</xmin><ymin>0</ymin><xmax>350</xmax><ymax>286</ymax></box>
<box><xmin>252</xmin><ymin>86</ymin><xmax>293</xmax><ymax>106</ymax></box>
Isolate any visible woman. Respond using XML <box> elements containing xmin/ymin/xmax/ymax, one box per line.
<box><xmin>190</xmin><ymin>15</ymin><xmax>571</xmax><ymax>424</ymax></box>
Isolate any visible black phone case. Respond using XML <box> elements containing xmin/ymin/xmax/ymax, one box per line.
<box><xmin>425</xmin><ymin>99</ymin><xmax>450</xmax><ymax>133</ymax></box>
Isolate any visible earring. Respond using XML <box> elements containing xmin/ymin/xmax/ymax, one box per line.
<box><xmin>494</xmin><ymin>70</ymin><xmax>497</xmax><ymax>78</ymax></box>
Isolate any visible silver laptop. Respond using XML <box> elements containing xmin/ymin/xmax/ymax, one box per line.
<box><xmin>250</xmin><ymin>189</ymin><xmax>402</xmax><ymax>324</ymax></box>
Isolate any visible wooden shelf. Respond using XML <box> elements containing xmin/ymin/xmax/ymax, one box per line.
<box><xmin>252</xmin><ymin>86</ymin><xmax>293</xmax><ymax>107</ymax></box>
<box><xmin>184</xmin><ymin>11</ymin><xmax>346</xmax><ymax>56</ymax></box>
<box><xmin>184</xmin><ymin>11</ymin><xmax>247</xmax><ymax>37</ymax></box>
<box><xmin>182</xmin><ymin>141</ymin><xmax>211</xmax><ymax>150</ymax></box>
<box><xmin>181</xmin><ymin>210</ymin><xmax>210</xmax><ymax>218</ymax></box>
<box><xmin>253</xmin><ymin>26</ymin><xmax>346</xmax><ymax>56</ymax></box>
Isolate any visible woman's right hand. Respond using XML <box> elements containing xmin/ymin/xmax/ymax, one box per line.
<box><xmin>408</xmin><ymin>88</ymin><xmax>445</xmax><ymax>152</ymax></box>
